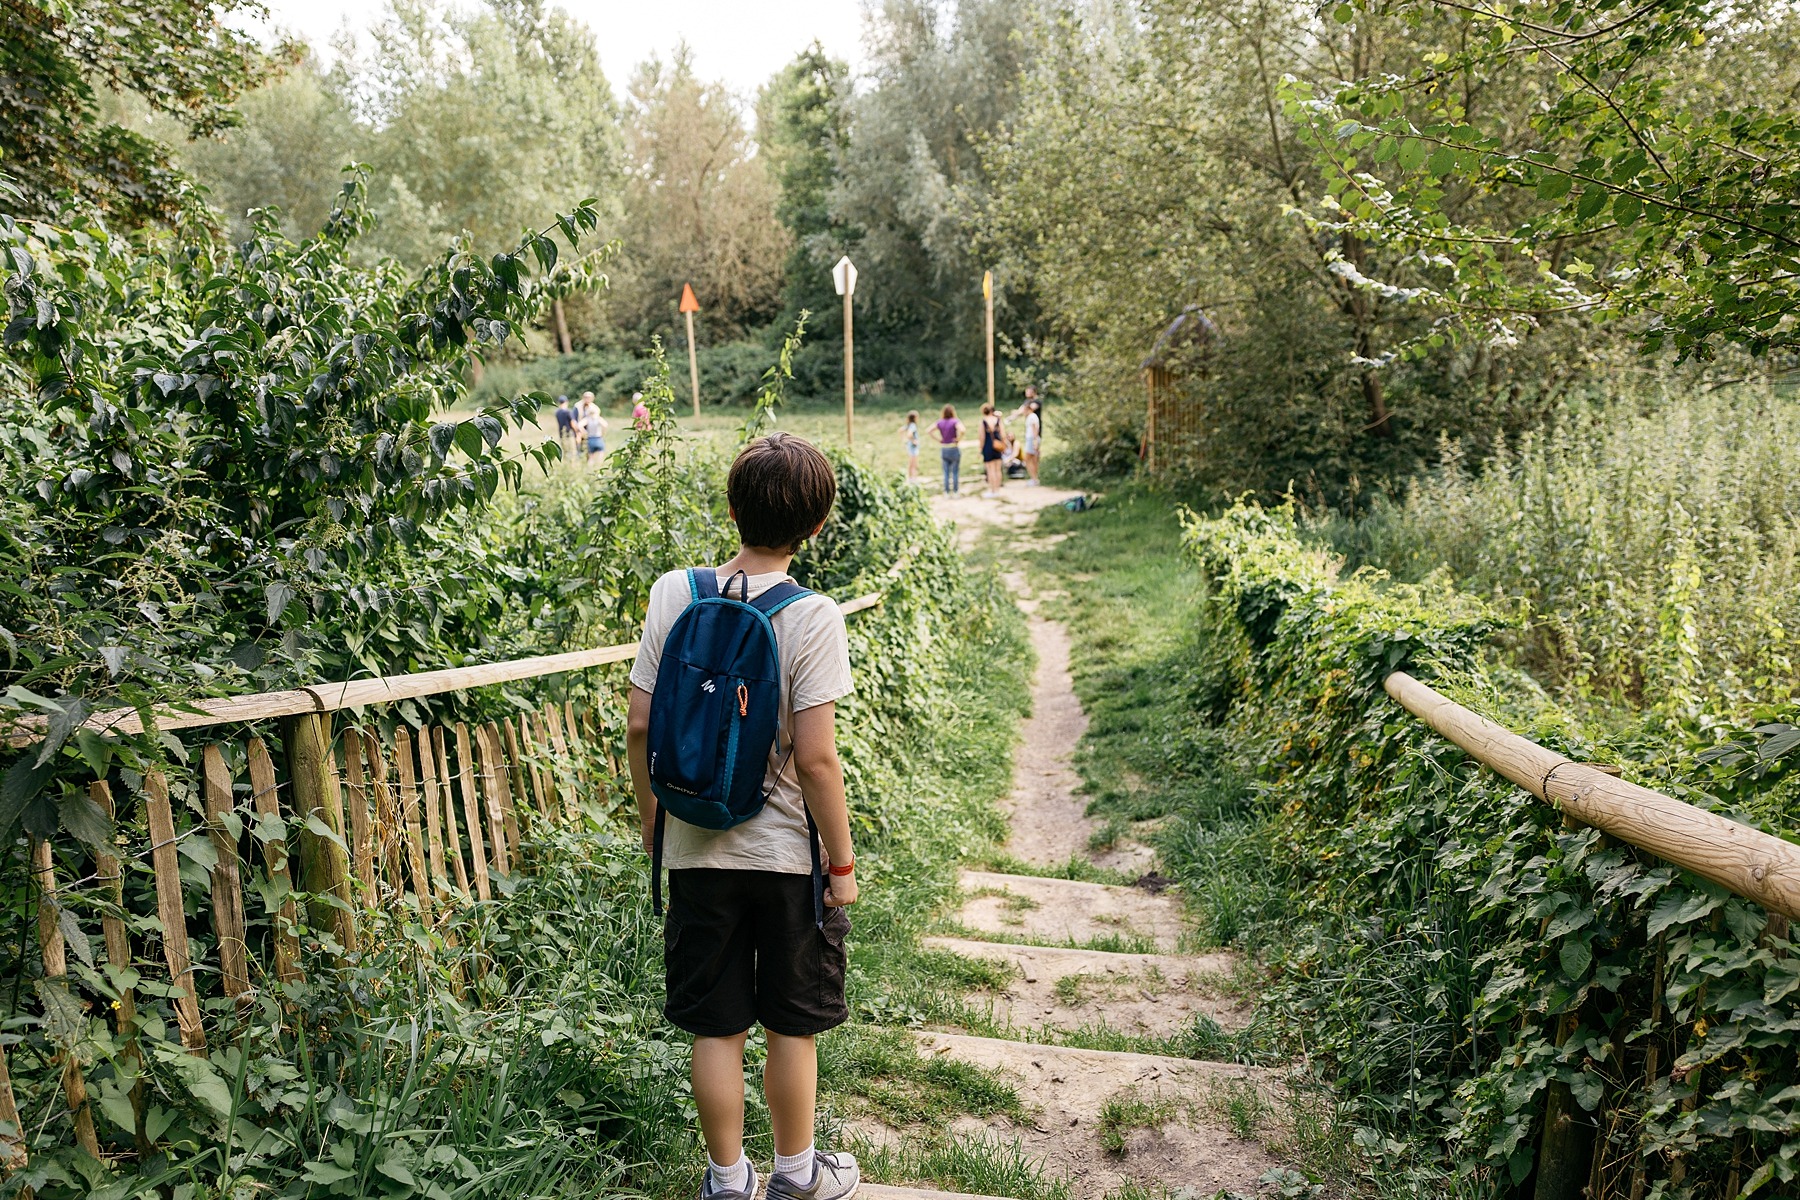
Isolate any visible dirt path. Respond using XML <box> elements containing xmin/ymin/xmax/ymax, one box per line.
<box><xmin>845</xmin><ymin>484</ymin><xmax>1284</xmax><ymax>1198</ymax></box>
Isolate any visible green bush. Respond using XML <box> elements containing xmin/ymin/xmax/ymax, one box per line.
<box><xmin>1182</xmin><ymin>501</ymin><xmax>1800</xmax><ymax>1196</ymax></box>
<box><xmin>1307</xmin><ymin>385</ymin><xmax>1800</xmax><ymax>723</ymax></box>
<box><xmin>474</xmin><ymin>339</ymin><xmax>785</xmax><ymax>408</ymax></box>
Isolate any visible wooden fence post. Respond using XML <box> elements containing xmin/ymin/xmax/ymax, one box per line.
<box><xmin>282</xmin><ymin>713</ymin><xmax>357</xmax><ymax>951</ymax></box>
<box><xmin>201</xmin><ymin>745</ymin><xmax>251</xmax><ymax>1002</ymax></box>
<box><xmin>340</xmin><ymin>728</ymin><xmax>377</xmax><ymax>899</ymax></box>
<box><xmin>454</xmin><ymin>723</ymin><xmax>492</xmax><ymax>899</ymax></box>
<box><xmin>143</xmin><ymin>769</ymin><xmax>206</xmax><ymax>1052</ymax></box>
<box><xmin>30</xmin><ymin>838</ymin><xmax>100</xmax><ymax>1156</ymax></box>
<box><xmin>247</xmin><ymin>738</ymin><xmax>302</xmax><ymax>985</ymax></box>
<box><xmin>501</xmin><ymin>719</ymin><xmax>533</xmax><ymax>834</ymax></box>
<box><xmin>0</xmin><ymin>1036</ymin><xmax>23</xmax><ymax>1172</ymax></box>
<box><xmin>432</xmin><ymin>726</ymin><xmax>471</xmax><ymax>897</ymax></box>
<box><xmin>363</xmin><ymin>731</ymin><xmax>404</xmax><ymax>892</ymax></box>
<box><xmin>391</xmin><ymin>728</ymin><xmax>434</xmax><ymax>923</ymax></box>
<box><xmin>479</xmin><ymin>724</ymin><xmax>519</xmax><ymax>870</ymax></box>
<box><xmin>1533</xmin><ymin>1008</ymin><xmax>1595</xmax><ymax>1200</ymax></box>
<box><xmin>543</xmin><ymin>705</ymin><xmax>577</xmax><ymax>820</ymax></box>
<box><xmin>89</xmin><ymin>781</ymin><xmax>145</xmax><ymax>1147</ymax></box>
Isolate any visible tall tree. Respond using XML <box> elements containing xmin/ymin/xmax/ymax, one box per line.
<box><xmin>830</xmin><ymin>0</ymin><xmax>1037</xmax><ymax>393</ymax></box>
<box><xmin>603</xmin><ymin>46</ymin><xmax>789</xmax><ymax>344</ymax></box>
<box><xmin>1290</xmin><ymin>0</ymin><xmax>1800</xmax><ymax>364</ymax></box>
<box><xmin>0</xmin><ymin>0</ymin><xmax>289</xmax><ymax>224</ymax></box>
<box><xmin>979</xmin><ymin>0</ymin><xmax>1602</xmax><ymax>495</ymax></box>
<box><xmin>757</xmin><ymin>43</ymin><xmax>853</xmax><ymax>352</ymax></box>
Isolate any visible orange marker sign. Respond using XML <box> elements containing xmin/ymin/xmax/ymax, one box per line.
<box><xmin>680</xmin><ymin>284</ymin><xmax>701</xmax><ymax>417</ymax></box>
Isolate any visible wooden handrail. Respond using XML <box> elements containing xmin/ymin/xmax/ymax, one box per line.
<box><xmin>1385</xmin><ymin>670</ymin><xmax>1800</xmax><ymax>920</ymax></box>
<box><xmin>8</xmin><ymin>591</ymin><xmax>885</xmax><ymax>746</ymax></box>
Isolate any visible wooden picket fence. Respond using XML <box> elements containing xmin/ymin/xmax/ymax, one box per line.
<box><xmin>1</xmin><ymin>591</ymin><xmax>881</xmax><ymax>1173</ymax></box>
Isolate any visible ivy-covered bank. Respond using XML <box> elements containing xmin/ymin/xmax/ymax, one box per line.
<box><xmin>1181</xmin><ymin>503</ymin><xmax>1800</xmax><ymax>1197</ymax></box>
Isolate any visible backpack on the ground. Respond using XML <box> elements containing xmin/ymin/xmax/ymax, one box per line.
<box><xmin>645</xmin><ymin>567</ymin><xmax>825</xmax><ymax>924</ymax></box>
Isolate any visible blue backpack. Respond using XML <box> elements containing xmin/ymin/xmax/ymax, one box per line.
<box><xmin>646</xmin><ymin>568</ymin><xmax>824</xmax><ymax>924</ymax></box>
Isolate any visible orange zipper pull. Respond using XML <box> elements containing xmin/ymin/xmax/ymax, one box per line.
<box><xmin>737</xmin><ymin>684</ymin><xmax>749</xmax><ymax>717</ymax></box>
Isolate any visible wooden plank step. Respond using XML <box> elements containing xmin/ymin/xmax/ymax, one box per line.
<box><xmin>951</xmin><ymin>870</ymin><xmax>1188</xmax><ymax>953</ymax></box>
<box><xmin>921</xmin><ymin>936</ymin><xmax>1251</xmax><ymax>1035</ymax></box>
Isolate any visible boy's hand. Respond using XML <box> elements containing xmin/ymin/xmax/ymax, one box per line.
<box><xmin>824</xmin><ymin>865</ymin><xmax>858</xmax><ymax>908</ymax></box>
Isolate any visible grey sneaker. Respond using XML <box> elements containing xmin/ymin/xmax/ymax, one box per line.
<box><xmin>698</xmin><ymin>1161</ymin><xmax>759</xmax><ymax>1200</ymax></box>
<box><xmin>767</xmin><ymin>1150</ymin><xmax>860</xmax><ymax>1200</ymax></box>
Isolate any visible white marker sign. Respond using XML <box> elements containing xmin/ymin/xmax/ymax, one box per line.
<box><xmin>832</xmin><ymin>255</ymin><xmax>858</xmax><ymax>297</ymax></box>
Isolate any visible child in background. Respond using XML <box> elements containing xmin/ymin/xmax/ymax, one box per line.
<box><xmin>579</xmin><ymin>392</ymin><xmax>607</xmax><ymax>464</ymax></box>
<box><xmin>899</xmin><ymin>410</ymin><xmax>921</xmax><ymax>482</ymax></box>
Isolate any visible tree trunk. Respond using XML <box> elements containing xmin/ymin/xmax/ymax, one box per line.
<box><xmin>552</xmin><ymin>298</ymin><xmax>572</xmax><ymax>354</ymax></box>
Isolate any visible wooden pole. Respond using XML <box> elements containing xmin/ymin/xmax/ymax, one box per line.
<box><xmin>282</xmin><ymin>713</ymin><xmax>357</xmax><ymax>951</ymax></box>
<box><xmin>247</xmin><ymin>739</ymin><xmax>302</xmax><ymax>984</ymax></box>
<box><xmin>843</xmin><ymin>289</ymin><xmax>855</xmax><ymax>446</ymax></box>
<box><xmin>144</xmin><ymin>769</ymin><xmax>206</xmax><ymax>1052</ymax></box>
<box><xmin>90</xmin><ymin>781</ymin><xmax>145</xmax><ymax>1147</ymax></box>
<box><xmin>201</xmin><ymin>745</ymin><xmax>251</xmax><ymax>1002</ymax></box>
<box><xmin>1385</xmin><ymin>671</ymin><xmax>1800</xmax><ymax>919</ymax></box>
<box><xmin>685</xmin><ymin>309</ymin><xmax>701</xmax><ymax>420</ymax></box>
<box><xmin>1145</xmin><ymin>369</ymin><xmax>1158</xmax><ymax>475</ymax></box>
<box><xmin>31</xmin><ymin>838</ymin><xmax>99</xmax><ymax>1157</ymax></box>
<box><xmin>0</xmin><ymin>1035</ymin><xmax>23</xmax><ymax>1172</ymax></box>
<box><xmin>984</xmin><ymin>271</ymin><xmax>996</xmax><ymax>412</ymax></box>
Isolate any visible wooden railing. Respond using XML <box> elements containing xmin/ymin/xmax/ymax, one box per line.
<box><xmin>1385</xmin><ymin>671</ymin><xmax>1800</xmax><ymax>920</ymax></box>
<box><xmin>1</xmin><ymin>590</ymin><xmax>882</xmax><ymax>1172</ymax></box>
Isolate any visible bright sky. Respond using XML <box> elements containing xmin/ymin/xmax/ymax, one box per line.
<box><xmin>253</xmin><ymin>0</ymin><xmax>871</xmax><ymax>100</ymax></box>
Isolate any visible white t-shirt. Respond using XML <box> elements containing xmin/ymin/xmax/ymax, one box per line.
<box><xmin>629</xmin><ymin>567</ymin><xmax>853</xmax><ymax>873</ymax></box>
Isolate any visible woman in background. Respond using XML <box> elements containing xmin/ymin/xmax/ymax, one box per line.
<box><xmin>978</xmin><ymin>402</ymin><xmax>1006</xmax><ymax>498</ymax></box>
<box><xmin>936</xmin><ymin>404</ymin><xmax>964</xmax><ymax>495</ymax></box>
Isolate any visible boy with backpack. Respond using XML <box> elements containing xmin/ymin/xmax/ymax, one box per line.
<box><xmin>626</xmin><ymin>432</ymin><xmax>862</xmax><ymax>1200</ymax></box>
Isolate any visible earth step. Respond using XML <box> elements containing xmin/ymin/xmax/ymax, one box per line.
<box><xmin>952</xmin><ymin>870</ymin><xmax>1187</xmax><ymax>953</ymax></box>
<box><xmin>886</xmin><ymin>1032</ymin><xmax>1280</xmax><ymax>1195</ymax></box>
<box><xmin>922</xmin><ymin>936</ymin><xmax>1252</xmax><ymax>1035</ymax></box>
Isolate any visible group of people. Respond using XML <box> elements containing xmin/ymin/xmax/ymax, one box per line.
<box><xmin>555</xmin><ymin>392</ymin><xmax>654</xmax><ymax>464</ymax></box>
<box><xmin>901</xmin><ymin>387</ymin><xmax>1044</xmax><ymax>496</ymax></box>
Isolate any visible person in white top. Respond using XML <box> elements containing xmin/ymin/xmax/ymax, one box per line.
<box><xmin>578</xmin><ymin>392</ymin><xmax>607</xmax><ymax>464</ymax></box>
<box><xmin>1008</xmin><ymin>387</ymin><xmax>1044</xmax><ymax>485</ymax></box>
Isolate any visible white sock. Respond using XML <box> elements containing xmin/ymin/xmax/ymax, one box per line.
<box><xmin>774</xmin><ymin>1144</ymin><xmax>816</xmax><ymax>1184</ymax></box>
<box><xmin>707</xmin><ymin>1153</ymin><xmax>751</xmax><ymax>1193</ymax></box>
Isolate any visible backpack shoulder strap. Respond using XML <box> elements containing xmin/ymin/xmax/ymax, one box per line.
<box><xmin>687</xmin><ymin>567</ymin><xmax>719</xmax><ymax>601</ymax></box>
<box><xmin>749</xmin><ymin>580</ymin><xmax>813</xmax><ymax>618</ymax></box>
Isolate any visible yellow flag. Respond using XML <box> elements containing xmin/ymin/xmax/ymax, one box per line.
<box><xmin>982</xmin><ymin>270</ymin><xmax>992</xmax><ymax>300</ymax></box>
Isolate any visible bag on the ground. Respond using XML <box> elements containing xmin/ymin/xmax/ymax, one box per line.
<box><xmin>645</xmin><ymin>567</ymin><xmax>824</xmax><ymax>921</ymax></box>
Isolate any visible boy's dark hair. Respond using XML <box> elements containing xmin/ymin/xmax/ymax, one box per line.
<box><xmin>728</xmin><ymin>432</ymin><xmax>837</xmax><ymax>552</ymax></box>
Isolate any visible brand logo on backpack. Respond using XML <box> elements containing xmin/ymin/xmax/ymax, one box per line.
<box><xmin>700</xmin><ymin>679</ymin><xmax>717</xmax><ymax>693</ymax></box>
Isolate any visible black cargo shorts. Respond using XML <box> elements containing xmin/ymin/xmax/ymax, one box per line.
<box><xmin>663</xmin><ymin>868</ymin><xmax>851</xmax><ymax>1038</ymax></box>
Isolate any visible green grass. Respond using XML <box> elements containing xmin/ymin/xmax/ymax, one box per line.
<box><xmin>821</xmin><ymin>1025</ymin><xmax>1025</xmax><ymax>1126</ymax></box>
<box><xmin>972</xmin><ymin>851</ymin><xmax>1138</xmax><ymax>886</ymax></box>
<box><xmin>846</xmin><ymin>1130</ymin><xmax>1073</xmax><ymax>1199</ymax></box>
<box><xmin>1097</xmin><ymin>1087</ymin><xmax>1182</xmax><ymax>1155</ymax></box>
